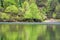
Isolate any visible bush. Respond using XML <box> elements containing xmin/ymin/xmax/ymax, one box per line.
<box><xmin>22</xmin><ymin>1</ymin><xmax>46</xmax><ymax>21</ymax></box>
<box><xmin>0</xmin><ymin>12</ymin><xmax>10</xmax><ymax>20</ymax></box>
<box><xmin>5</xmin><ymin>5</ymin><xmax>19</xmax><ymax>14</ymax></box>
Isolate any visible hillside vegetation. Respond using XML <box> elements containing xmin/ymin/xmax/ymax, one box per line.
<box><xmin>0</xmin><ymin>0</ymin><xmax>60</xmax><ymax>22</ymax></box>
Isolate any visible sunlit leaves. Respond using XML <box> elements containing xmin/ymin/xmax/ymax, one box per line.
<box><xmin>4</xmin><ymin>0</ymin><xmax>16</xmax><ymax>5</ymax></box>
<box><xmin>5</xmin><ymin>5</ymin><xmax>19</xmax><ymax>14</ymax></box>
<box><xmin>0</xmin><ymin>12</ymin><xmax>10</xmax><ymax>20</ymax></box>
<box><xmin>23</xmin><ymin>2</ymin><xmax>46</xmax><ymax>21</ymax></box>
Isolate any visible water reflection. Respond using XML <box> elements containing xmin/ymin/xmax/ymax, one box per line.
<box><xmin>0</xmin><ymin>24</ymin><xmax>60</xmax><ymax>40</ymax></box>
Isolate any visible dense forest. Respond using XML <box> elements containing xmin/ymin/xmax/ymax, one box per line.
<box><xmin>0</xmin><ymin>0</ymin><xmax>60</xmax><ymax>22</ymax></box>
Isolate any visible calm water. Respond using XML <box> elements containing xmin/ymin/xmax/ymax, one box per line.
<box><xmin>0</xmin><ymin>24</ymin><xmax>60</xmax><ymax>40</ymax></box>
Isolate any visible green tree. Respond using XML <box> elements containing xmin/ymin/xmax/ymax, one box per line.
<box><xmin>55</xmin><ymin>4</ymin><xmax>60</xmax><ymax>18</ymax></box>
<box><xmin>0</xmin><ymin>0</ymin><xmax>4</xmax><ymax>7</ymax></box>
<box><xmin>46</xmin><ymin>0</ymin><xmax>58</xmax><ymax>18</ymax></box>
<box><xmin>22</xmin><ymin>1</ymin><xmax>46</xmax><ymax>21</ymax></box>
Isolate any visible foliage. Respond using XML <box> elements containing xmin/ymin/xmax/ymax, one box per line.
<box><xmin>58</xmin><ymin>0</ymin><xmax>60</xmax><ymax>3</ymax></box>
<box><xmin>5</xmin><ymin>5</ymin><xmax>19</xmax><ymax>14</ymax></box>
<box><xmin>0</xmin><ymin>12</ymin><xmax>10</xmax><ymax>20</ymax></box>
<box><xmin>45</xmin><ymin>0</ymin><xmax>58</xmax><ymax>18</ymax></box>
<box><xmin>4</xmin><ymin>0</ymin><xmax>16</xmax><ymax>5</ymax></box>
<box><xmin>22</xmin><ymin>1</ymin><xmax>46</xmax><ymax>21</ymax></box>
<box><xmin>29</xmin><ymin>3</ymin><xmax>46</xmax><ymax>20</ymax></box>
<box><xmin>0</xmin><ymin>0</ymin><xmax>60</xmax><ymax>21</ymax></box>
<box><xmin>56</xmin><ymin>4</ymin><xmax>60</xmax><ymax>12</ymax></box>
<box><xmin>55</xmin><ymin>4</ymin><xmax>60</xmax><ymax>18</ymax></box>
<box><xmin>4</xmin><ymin>0</ymin><xmax>16</xmax><ymax>8</ymax></box>
<box><xmin>53</xmin><ymin>12</ymin><xmax>56</xmax><ymax>18</ymax></box>
<box><xmin>0</xmin><ymin>6</ymin><xmax>2</xmax><ymax>9</ymax></box>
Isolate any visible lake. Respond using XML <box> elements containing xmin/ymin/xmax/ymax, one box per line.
<box><xmin>0</xmin><ymin>22</ymin><xmax>60</xmax><ymax>40</ymax></box>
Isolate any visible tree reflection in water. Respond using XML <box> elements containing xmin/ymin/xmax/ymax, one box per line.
<box><xmin>0</xmin><ymin>24</ymin><xmax>59</xmax><ymax>40</ymax></box>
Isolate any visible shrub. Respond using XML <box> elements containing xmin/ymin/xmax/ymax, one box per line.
<box><xmin>0</xmin><ymin>12</ymin><xmax>10</xmax><ymax>20</ymax></box>
<box><xmin>5</xmin><ymin>5</ymin><xmax>19</xmax><ymax>14</ymax></box>
<box><xmin>22</xmin><ymin>2</ymin><xmax>46</xmax><ymax>21</ymax></box>
<box><xmin>53</xmin><ymin>12</ymin><xmax>56</xmax><ymax>18</ymax></box>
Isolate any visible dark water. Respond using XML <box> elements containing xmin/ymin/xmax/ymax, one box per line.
<box><xmin>0</xmin><ymin>24</ymin><xmax>60</xmax><ymax>40</ymax></box>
